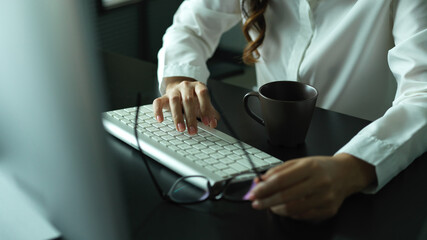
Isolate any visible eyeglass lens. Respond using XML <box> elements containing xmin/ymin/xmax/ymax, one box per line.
<box><xmin>168</xmin><ymin>173</ymin><xmax>257</xmax><ymax>203</ymax></box>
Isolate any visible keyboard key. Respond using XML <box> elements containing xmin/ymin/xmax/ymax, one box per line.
<box><xmin>193</xmin><ymin>144</ymin><xmax>207</xmax><ymax>150</ymax></box>
<box><xmin>201</xmin><ymin>148</ymin><xmax>215</xmax><ymax>154</ymax></box>
<box><xmin>216</xmin><ymin>140</ymin><xmax>229</xmax><ymax>146</ymax></box>
<box><xmin>161</xmin><ymin>135</ymin><xmax>174</xmax><ymax>141</ymax></box>
<box><xmin>195</xmin><ymin>160</ymin><xmax>207</xmax><ymax>166</ymax></box>
<box><xmin>224</xmin><ymin>145</ymin><xmax>238</xmax><ymax>151</ymax></box>
<box><xmin>228</xmin><ymin>154</ymin><xmax>242</xmax><ymax>161</ymax></box>
<box><xmin>209</xmin><ymin>145</ymin><xmax>223</xmax><ymax>151</ymax></box>
<box><xmin>214</xmin><ymin>171</ymin><xmax>229</xmax><ymax>178</ymax></box>
<box><xmin>265</xmin><ymin>157</ymin><xmax>282</xmax><ymax>164</ymax></box>
<box><xmin>167</xmin><ymin>145</ymin><xmax>179</xmax><ymax>151</ymax></box>
<box><xmin>206</xmin><ymin>136</ymin><xmax>220</xmax><ymax>142</ymax></box>
<box><xmin>214</xmin><ymin>163</ymin><xmax>228</xmax><ymax>170</ymax></box>
<box><xmin>186</xmin><ymin>155</ymin><xmax>198</xmax><ymax>161</ymax></box>
<box><xmin>138</xmin><ymin>106</ymin><xmax>151</xmax><ymax>113</ymax></box>
<box><xmin>120</xmin><ymin>119</ymin><xmax>131</xmax><ymax>124</ymax></box>
<box><xmin>168</xmin><ymin>131</ymin><xmax>181</xmax><ymax>136</ymax></box>
<box><xmin>177</xmin><ymin>144</ymin><xmax>192</xmax><ymax>150</ymax></box>
<box><xmin>176</xmin><ymin>135</ymin><xmax>190</xmax><ymax>141</ymax></box>
<box><xmin>222</xmin><ymin>168</ymin><xmax>239</xmax><ymax>176</ymax></box>
<box><xmin>204</xmin><ymin>158</ymin><xmax>219</xmax><ymax>164</ymax></box>
<box><xmin>116</xmin><ymin>110</ymin><xmax>129</xmax><ymax>116</ymax></box>
<box><xmin>217</xmin><ymin>150</ymin><xmax>232</xmax><ymax>156</ymax></box>
<box><xmin>186</xmin><ymin>148</ymin><xmax>201</xmax><ymax>155</ymax></box>
<box><xmin>204</xmin><ymin>165</ymin><xmax>217</xmax><ymax>172</ymax></box>
<box><xmin>153</xmin><ymin>131</ymin><xmax>167</xmax><ymax>137</ymax></box>
<box><xmin>201</xmin><ymin>141</ymin><xmax>215</xmax><ymax>147</ymax></box>
<box><xmin>177</xmin><ymin>150</ymin><xmax>187</xmax><ymax>156</ymax></box>
<box><xmin>211</xmin><ymin>153</ymin><xmax>224</xmax><ymax>159</ymax></box>
<box><xmin>184</xmin><ymin>139</ymin><xmax>198</xmax><ymax>145</ymax></box>
<box><xmin>195</xmin><ymin>153</ymin><xmax>209</xmax><ymax>160</ymax></box>
<box><xmin>219</xmin><ymin>158</ymin><xmax>234</xmax><ymax>164</ymax></box>
<box><xmin>143</xmin><ymin>132</ymin><xmax>154</xmax><ymax>138</ymax></box>
<box><xmin>193</xmin><ymin>136</ymin><xmax>206</xmax><ymax>142</ymax></box>
<box><xmin>233</xmin><ymin>149</ymin><xmax>247</xmax><ymax>156</ymax></box>
<box><xmin>123</xmin><ymin>115</ymin><xmax>134</xmax><ymax>120</ymax></box>
<box><xmin>229</xmin><ymin>163</ymin><xmax>250</xmax><ymax>172</ymax></box>
<box><xmin>169</xmin><ymin>140</ymin><xmax>182</xmax><ymax>145</ymax></box>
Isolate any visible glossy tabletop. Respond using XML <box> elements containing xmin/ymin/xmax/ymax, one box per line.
<box><xmin>101</xmin><ymin>51</ymin><xmax>427</xmax><ymax>240</ymax></box>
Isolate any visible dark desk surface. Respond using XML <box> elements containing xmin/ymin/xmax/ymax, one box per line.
<box><xmin>101</xmin><ymin>51</ymin><xmax>427</xmax><ymax>240</ymax></box>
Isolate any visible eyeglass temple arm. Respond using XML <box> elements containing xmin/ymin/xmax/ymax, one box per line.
<box><xmin>134</xmin><ymin>93</ymin><xmax>169</xmax><ymax>200</ymax></box>
<box><xmin>208</xmin><ymin>88</ymin><xmax>263</xmax><ymax>181</ymax></box>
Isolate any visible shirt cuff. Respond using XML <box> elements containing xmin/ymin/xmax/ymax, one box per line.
<box><xmin>335</xmin><ymin>133</ymin><xmax>400</xmax><ymax>194</ymax></box>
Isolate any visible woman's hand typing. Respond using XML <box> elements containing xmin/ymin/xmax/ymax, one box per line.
<box><xmin>153</xmin><ymin>77</ymin><xmax>220</xmax><ymax>135</ymax></box>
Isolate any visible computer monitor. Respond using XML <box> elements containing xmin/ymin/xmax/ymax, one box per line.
<box><xmin>0</xmin><ymin>1</ymin><xmax>130</xmax><ymax>240</ymax></box>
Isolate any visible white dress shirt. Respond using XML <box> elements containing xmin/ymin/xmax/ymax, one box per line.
<box><xmin>157</xmin><ymin>0</ymin><xmax>427</xmax><ymax>193</ymax></box>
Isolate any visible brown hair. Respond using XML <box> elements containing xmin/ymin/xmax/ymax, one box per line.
<box><xmin>241</xmin><ymin>0</ymin><xmax>269</xmax><ymax>65</ymax></box>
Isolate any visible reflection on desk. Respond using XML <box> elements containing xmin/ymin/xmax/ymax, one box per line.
<box><xmin>103</xmin><ymin>51</ymin><xmax>427</xmax><ymax>240</ymax></box>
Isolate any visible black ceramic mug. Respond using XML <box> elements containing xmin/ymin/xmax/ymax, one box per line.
<box><xmin>243</xmin><ymin>81</ymin><xmax>318</xmax><ymax>147</ymax></box>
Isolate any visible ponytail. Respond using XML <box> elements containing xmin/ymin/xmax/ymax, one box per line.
<box><xmin>241</xmin><ymin>0</ymin><xmax>269</xmax><ymax>64</ymax></box>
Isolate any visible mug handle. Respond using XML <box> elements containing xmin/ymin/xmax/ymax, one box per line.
<box><xmin>243</xmin><ymin>92</ymin><xmax>265</xmax><ymax>126</ymax></box>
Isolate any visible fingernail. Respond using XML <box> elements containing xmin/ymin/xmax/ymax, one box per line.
<box><xmin>202</xmin><ymin>117</ymin><xmax>209</xmax><ymax>126</ymax></box>
<box><xmin>252</xmin><ymin>200</ymin><xmax>260</xmax><ymax>209</ymax></box>
<box><xmin>156</xmin><ymin>115</ymin><xmax>162</xmax><ymax>122</ymax></box>
<box><xmin>243</xmin><ymin>192</ymin><xmax>255</xmax><ymax>201</ymax></box>
<box><xmin>177</xmin><ymin>123</ymin><xmax>185</xmax><ymax>132</ymax></box>
<box><xmin>210</xmin><ymin>118</ymin><xmax>217</xmax><ymax>127</ymax></box>
<box><xmin>189</xmin><ymin>126</ymin><xmax>197</xmax><ymax>135</ymax></box>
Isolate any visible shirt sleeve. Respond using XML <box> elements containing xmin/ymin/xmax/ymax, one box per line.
<box><xmin>336</xmin><ymin>0</ymin><xmax>427</xmax><ymax>193</ymax></box>
<box><xmin>157</xmin><ymin>0</ymin><xmax>242</xmax><ymax>94</ymax></box>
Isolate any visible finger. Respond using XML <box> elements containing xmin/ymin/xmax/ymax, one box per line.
<box><xmin>180</xmin><ymin>84</ymin><xmax>198</xmax><ymax>135</ymax></box>
<box><xmin>263</xmin><ymin>160</ymin><xmax>298</xmax><ymax>179</ymax></box>
<box><xmin>194</xmin><ymin>82</ymin><xmax>220</xmax><ymax>128</ymax></box>
<box><xmin>270</xmin><ymin>204</ymin><xmax>289</xmax><ymax>216</ymax></box>
<box><xmin>269</xmin><ymin>197</ymin><xmax>337</xmax><ymax>221</ymax></box>
<box><xmin>280</xmin><ymin>192</ymin><xmax>335</xmax><ymax>217</ymax></box>
<box><xmin>251</xmin><ymin>161</ymin><xmax>311</xmax><ymax>199</ymax></box>
<box><xmin>251</xmin><ymin>177</ymin><xmax>317</xmax><ymax>210</ymax></box>
<box><xmin>168</xmin><ymin>91</ymin><xmax>185</xmax><ymax>132</ymax></box>
<box><xmin>291</xmin><ymin>207</ymin><xmax>338</xmax><ymax>221</ymax></box>
<box><xmin>152</xmin><ymin>96</ymin><xmax>169</xmax><ymax>122</ymax></box>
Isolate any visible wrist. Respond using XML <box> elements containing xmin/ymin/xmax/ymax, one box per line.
<box><xmin>332</xmin><ymin>153</ymin><xmax>376</xmax><ymax>196</ymax></box>
<box><xmin>164</xmin><ymin>77</ymin><xmax>196</xmax><ymax>92</ymax></box>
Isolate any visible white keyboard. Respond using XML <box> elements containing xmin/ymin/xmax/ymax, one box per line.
<box><xmin>102</xmin><ymin>104</ymin><xmax>282</xmax><ymax>188</ymax></box>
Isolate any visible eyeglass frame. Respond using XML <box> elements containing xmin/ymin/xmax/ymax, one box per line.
<box><xmin>133</xmin><ymin>92</ymin><xmax>263</xmax><ymax>204</ymax></box>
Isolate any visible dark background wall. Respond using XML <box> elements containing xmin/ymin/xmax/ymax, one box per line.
<box><xmin>93</xmin><ymin>0</ymin><xmax>247</xmax><ymax>78</ymax></box>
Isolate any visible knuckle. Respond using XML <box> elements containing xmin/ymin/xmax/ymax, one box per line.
<box><xmin>180</xmin><ymin>81</ymin><xmax>192</xmax><ymax>88</ymax></box>
<box><xmin>323</xmin><ymin>192</ymin><xmax>336</xmax><ymax>205</ymax></box>
<box><xmin>170</xmin><ymin>95</ymin><xmax>181</xmax><ymax>104</ymax></box>
<box><xmin>182</xmin><ymin>95</ymin><xmax>194</xmax><ymax>104</ymax></box>
<box><xmin>195</xmin><ymin>81</ymin><xmax>205</xmax><ymax>87</ymax></box>
<box><xmin>307</xmin><ymin>159</ymin><xmax>318</xmax><ymax>171</ymax></box>
<box><xmin>319</xmin><ymin>176</ymin><xmax>333</xmax><ymax>188</ymax></box>
<box><xmin>153</xmin><ymin>98</ymin><xmax>162</xmax><ymax>106</ymax></box>
<box><xmin>196</xmin><ymin>85</ymin><xmax>208</xmax><ymax>95</ymax></box>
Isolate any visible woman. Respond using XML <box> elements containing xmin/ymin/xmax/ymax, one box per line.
<box><xmin>152</xmin><ymin>0</ymin><xmax>427</xmax><ymax>220</ymax></box>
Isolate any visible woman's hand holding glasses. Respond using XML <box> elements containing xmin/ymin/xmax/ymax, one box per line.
<box><xmin>247</xmin><ymin>154</ymin><xmax>376</xmax><ymax>221</ymax></box>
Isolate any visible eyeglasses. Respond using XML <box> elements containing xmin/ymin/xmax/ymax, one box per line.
<box><xmin>133</xmin><ymin>93</ymin><xmax>263</xmax><ymax>204</ymax></box>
